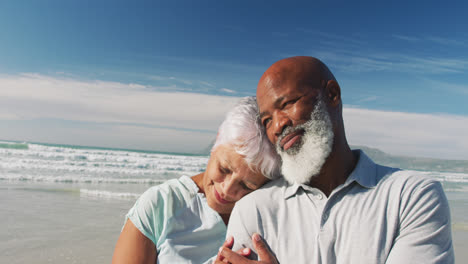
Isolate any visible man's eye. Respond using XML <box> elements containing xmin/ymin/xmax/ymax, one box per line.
<box><xmin>283</xmin><ymin>97</ymin><xmax>300</xmax><ymax>107</ymax></box>
<box><xmin>262</xmin><ymin>118</ymin><xmax>271</xmax><ymax>127</ymax></box>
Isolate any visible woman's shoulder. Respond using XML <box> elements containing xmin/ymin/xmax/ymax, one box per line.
<box><xmin>125</xmin><ymin>176</ymin><xmax>203</xmax><ymax>246</ymax></box>
<box><xmin>138</xmin><ymin>176</ymin><xmax>199</xmax><ymax>208</ymax></box>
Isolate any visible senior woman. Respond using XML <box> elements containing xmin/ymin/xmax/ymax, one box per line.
<box><xmin>112</xmin><ymin>97</ymin><xmax>280</xmax><ymax>263</ymax></box>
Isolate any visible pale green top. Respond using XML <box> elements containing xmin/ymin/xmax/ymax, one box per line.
<box><xmin>228</xmin><ymin>150</ymin><xmax>454</xmax><ymax>264</ymax></box>
<box><xmin>126</xmin><ymin>176</ymin><xmax>226</xmax><ymax>264</ymax></box>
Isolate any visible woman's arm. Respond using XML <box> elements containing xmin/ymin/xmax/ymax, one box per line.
<box><xmin>112</xmin><ymin>219</ymin><xmax>157</xmax><ymax>264</ymax></box>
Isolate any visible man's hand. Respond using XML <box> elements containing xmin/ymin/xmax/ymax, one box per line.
<box><xmin>214</xmin><ymin>233</ymin><xmax>278</xmax><ymax>264</ymax></box>
<box><xmin>215</xmin><ymin>235</ymin><xmax>251</xmax><ymax>262</ymax></box>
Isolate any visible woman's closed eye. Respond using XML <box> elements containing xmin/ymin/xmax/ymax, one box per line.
<box><xmin>240</xmin><ymin>181</ymin><xmax>255</xmax><ymax>191</ymax></box>
<box><xmin>219</xmin><ymin>166</ymin><xmax>231</xmax><ymax>174</ymax></box>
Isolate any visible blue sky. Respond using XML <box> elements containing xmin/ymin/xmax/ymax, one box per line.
<box><xmin>1</xmin><ymin>0</ymin><xmax>467</xmax><ymax>159</ymax></box>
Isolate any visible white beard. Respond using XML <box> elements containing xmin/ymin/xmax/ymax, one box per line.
<box><xmin>276</xmin><ymin>97</ymin><xmax>334</xmax><ymax>185</ymax></box>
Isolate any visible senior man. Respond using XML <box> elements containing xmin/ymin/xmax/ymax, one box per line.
<box><xmin>216</xmin><ymin>56</ymin><xmax>454</xmax><ymax>264</ymax></box>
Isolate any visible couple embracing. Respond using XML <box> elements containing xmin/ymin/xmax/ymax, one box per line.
<box><xmin>113</xmin><ymin>57</ymin><xmax>454</xmax><ymax>264</ymax></box>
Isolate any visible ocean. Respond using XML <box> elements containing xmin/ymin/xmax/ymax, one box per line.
<box><xmin>1</xmin><ymin>140</ymin><xmax>466</xmax><ymax>263</ymax></box>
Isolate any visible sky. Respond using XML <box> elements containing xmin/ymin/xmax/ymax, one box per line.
<box><xmin>0</xmin><ymin>0</ymin><xmax>467</xmax><ymax>159</ymax></box>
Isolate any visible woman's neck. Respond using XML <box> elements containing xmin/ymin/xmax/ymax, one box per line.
<box><xmin>191</xmin><ymin>172</ymin><xmax>205</xmax><ymax>194</ymax></box>
<box><xmin>220</xmin><ymin>214</ymin><xmax>230</xmax><ymax>226</ymax></box>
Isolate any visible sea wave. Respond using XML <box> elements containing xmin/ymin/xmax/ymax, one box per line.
<box><xmin>0</xmin><ymin>141</ymin><xmax>29</xmax><ymax>150</ymax></box>
<box><xmin>0</xmin><ymin>142</ymin><xmax>208</xmax><ymax>184</ymax></box>
<box><xmin>0</xmin><ymin>173</ymin><xmax>169</xmax><ymax>184</ymax></box>
<box><xmin>2</xmin><ymin>141</ymin><xmax>468</xmax><ymax>186</ymax></box>
<box><xmin>80</xmin><ymin>188</ymin><xmax>141</xmax><ymax>199</ymax></box>
<box><xmin>410</xmin><ymin>170</ymin><xmax>468</xmax><ymax>184</ymax></box>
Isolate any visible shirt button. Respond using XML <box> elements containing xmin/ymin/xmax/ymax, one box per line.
<box><xmin>322</xmin><ymin>213</ymin><xmax>328</xmax><ymax>221</ymax></box>
<box><xmin>317</xmin><ymin>194</ymin><xmax>323</xmax><ymax>200</ymax></box>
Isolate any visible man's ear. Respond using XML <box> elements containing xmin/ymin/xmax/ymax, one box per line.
<box><xmin>325</xmin><ymin>80</ymin><xmax>341</xmax><ymax>107</ymax></box>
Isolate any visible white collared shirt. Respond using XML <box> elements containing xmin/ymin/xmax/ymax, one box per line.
<box><xmin>227</xmin><ymin>150</ymin><xmax>454</xmax><ymax>264</ymax></box>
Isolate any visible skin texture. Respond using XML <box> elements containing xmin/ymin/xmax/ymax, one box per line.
<box><xmin>112</xmin><ymin>220</ymin><xmax>157</xmax><ymax>264</ymax></box>
<box><xmin>112</xmin><ymin>144</ymin><xmax>268</xmax><ymax>264</ymax></box>
<box><xmin>219</xmin><ymin>56</ymin><xmax>358</xmax><ymax>263</ymax></box>
<box><xmin>257</xmin><ymin>56</ymin><xmax>356</xmax><ymax>196</ymax></box>
<box><xmin>193</xmin><ymin>144</ymin><xmax>268</xmax><ymax>225</ymax></box>
<box><xmin>215</xmin><ymin>234</ymin><xmax>278</xmax><ymax>264</ymax></box>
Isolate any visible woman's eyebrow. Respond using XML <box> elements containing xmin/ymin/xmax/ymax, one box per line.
<box><xmin>244</xmin><ymin>180</ymin><xmax>260</xmax><ymax>189</ymax></box>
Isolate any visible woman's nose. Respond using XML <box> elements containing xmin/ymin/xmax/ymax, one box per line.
<box><xmin>221</xmin><ymin>179</ymin><xmax>239</xmax><ymax>199</ymax></box>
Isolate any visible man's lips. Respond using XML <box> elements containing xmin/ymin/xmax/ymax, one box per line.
<box><xmin>280</xmin><ymin>130</ymin><xmax>304</xmax><ymax>151</ymax></box>
<box><xmin>214</xmin><ymin>188</ymin><xmax>229</xmax><ymax>204</ymax></box>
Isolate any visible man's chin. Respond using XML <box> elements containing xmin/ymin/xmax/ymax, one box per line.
<box><xmin>281</xmin><ymin>141</ymin><xmax>303</xmax><ymax>156</ymax></box>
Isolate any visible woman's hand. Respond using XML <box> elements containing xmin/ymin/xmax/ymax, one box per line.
<box><xmin>214</xmin><ymin>233</ymin><xmax>278</xmax><ymax>264</ymax></box>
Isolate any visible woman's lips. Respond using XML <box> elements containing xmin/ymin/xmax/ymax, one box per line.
<box><xmin>280</xmin><ymin>130</ymin><xmax>304</xmax><ymax>151</ymax></box>
<box><xmin>214</xmin><ymin>188</ymin><xmax>229</xmax><ymax>204</ymax></box>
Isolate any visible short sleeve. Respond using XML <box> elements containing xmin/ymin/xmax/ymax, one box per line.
<box><xmin>386</xmin><ymin>180</ymin><xmax>454</xmax><ymax>264</ymax></box>
<box><xmin>125</xmin><ymin>186</ymin><xmax>166</xmax><ymax>247</ymax></box>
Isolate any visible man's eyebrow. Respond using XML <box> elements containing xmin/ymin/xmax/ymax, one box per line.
<box><xmin>259</xmin><ymin>96</ymin><xmax>286</xmax><ymax>120</ymax></box>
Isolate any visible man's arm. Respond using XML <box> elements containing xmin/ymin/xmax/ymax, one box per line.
<box><xmin>226</xmin><ymin>199</ymin><xmax>261</xmax><ymax>260</ymax></box>
<box><xmin>386</xmin><ymin>181</ymin><xmax>454</xmax><ymax>264</ymax></box>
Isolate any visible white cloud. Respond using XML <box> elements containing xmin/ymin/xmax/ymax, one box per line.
<box><xmin>0</xmin><ymin>73</ymin><xmax>243</xmax><ymax>151</ymax></box>
<box><xmin>314</xmin><ymin>50</ymin><xmax>468</xmax><ymax>74</ymax></box>
<box><xmin>1</xmin><ymin>73</ymin><xmax>467</xmax><ymax>158</ymax></box>
<box><xmin>426</xmin><ymin>36</ymin><xmax>467</xmax><ymax>46</ymax></box>
<box><xmin>344</xmin><ymin>107</ymin><xmax>468</xmax><ymax>160</ymax></box>
<box><xmin>0</xmin><ymin>73</ymin><xmax>240</xmax><ymax>129</ymax></box>
<box><xmin>221</xmin><ymin>88</ymin><xmax>236</xmax><ymax>94</ymax></box>
<box><xmin>392</xmin><ymin>34</ymin><xmax>420</xmax><ymax>42</ymax></box>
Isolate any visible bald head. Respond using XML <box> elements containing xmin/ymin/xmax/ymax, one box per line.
<box><xmin>256</xmin><ymin>56</ymin><xmax>343</xmax><ymax>147</ymax></box>
<box><xmin>258</xmin><ymin>56</ymin><xmax>336</xmax><ymax>96</ymax></box>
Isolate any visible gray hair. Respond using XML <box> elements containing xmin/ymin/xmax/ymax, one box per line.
<box><xmin>212</xmin><ymin>96</ymin><xmax>281</xmax><ymax>179</ymax></box>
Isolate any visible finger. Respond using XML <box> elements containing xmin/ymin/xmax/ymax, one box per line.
<box><xmin>215</xmin><ymin>247</ymin><xmax>225</xmax><ymax>262</ymax></box>
<box><xmin>236</xmin><ymin>247</ymin><xmax>251</xmax><ymax>257</ymax></box>
<box><xmin>215</xmin><ymin>236</ymin><xmax>234</xmax><ymax>262</ymax></box>
<box><xmin>219</xmin><ymin>247</ymin><xmax>250</xmax><ymax>264</ymax></box>
<box><xmin>252</xmin><ymin>233</ymin><xmax>276</xmax><ymax>262</ymax></box>
<box><xmin>223</xmin><ymin>236</ymin><xmax>234</xmax><ymax>249</ymax></box>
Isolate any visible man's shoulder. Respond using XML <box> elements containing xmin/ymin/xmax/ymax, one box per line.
<box><xmin>358</xmin><ymin>150</ymin><xmax>440</xmax><ymax>190</ymax></box>
<box><xmin>235</xmin><ymin>178</ymin><xmax>288</xmax><ymax>207</ymax></box>
<box><xmin>375</xmin><ymin>166</ymin><xmax>443</xmax><ymax>194</ymax></box>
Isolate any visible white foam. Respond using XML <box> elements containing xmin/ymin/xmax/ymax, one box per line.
<box><xmin>80</xmin><ymin>189</ymin><xmax>141</xmax><ymax>199</ymax></box>
<box><xmin>0</xmin><ymin>172</ymin><xmax>168</xmax><ymax>184</ymax></box>
<box><xmin>0</xmin><ymin>142</ymin><xmax>208</xmax><ymax>184</ymax></box>
<box><xmin>407</xmin><ymin>170</ymin><xmax>468</xmax><ymax>183</ymax></box>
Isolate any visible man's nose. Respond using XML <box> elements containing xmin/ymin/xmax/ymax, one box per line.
<box><xmin>273</xmin><ymin>112</ymin><xmax>292</xmax><ymax>142</ymax></box>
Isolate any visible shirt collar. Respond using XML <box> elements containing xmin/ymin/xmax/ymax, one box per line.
<box><xmin>282</xmin><ymin>149</ymin><xmax>378</xmax><ymax>199</ymax></box>
<box><xmin>344</xmin><ymin>149</ymin><xmax>378</xmax><ymax>189</ymax></box>
<box><xmin>284</xmin><ymin>181</ymin><xmax>303</xmax><ymax>199</ymax></box>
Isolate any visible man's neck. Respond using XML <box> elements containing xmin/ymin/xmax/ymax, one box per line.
<box><xmin>307</xmin><ymin>143</ymin><xmax>357</xmax><ymax>197</ymax></box>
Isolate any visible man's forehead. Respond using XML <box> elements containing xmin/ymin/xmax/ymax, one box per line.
<box><xmin>256</xmin><ymin>80</ymin><xmax>282</xmax><ymax>111</ymax></box>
